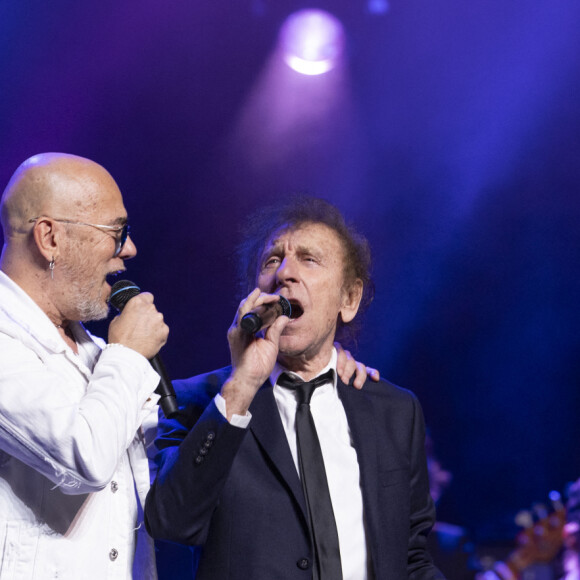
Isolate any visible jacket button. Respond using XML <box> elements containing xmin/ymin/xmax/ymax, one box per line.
<box><xmin>296</xmin><ymin>558</ymin><xmax>310</xmax><ymax>570</ymax></box>
<box><xmin>109</xmin><ymin>548</ymin><xmax>119</xmax><ymax>561</ymax></box>
<box><xmin>206</xmin><ymin>431</ymin><xmax>216</xmax><ymax>441</ymax></box>
<box><xmin>110</xmin><ymin>481</ymin><xmax>118</xmax><ymax>493</ymax></box>
<box><xmin>194</xmin><ymin>455</ymin><xmax>204</xmax><ymax>465</ymax></box>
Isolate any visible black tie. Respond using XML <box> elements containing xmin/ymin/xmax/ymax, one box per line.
<box><xmin>278</xmin><ymin>369</ymin><xmax>343</xmax><ymax>580</ymax></box>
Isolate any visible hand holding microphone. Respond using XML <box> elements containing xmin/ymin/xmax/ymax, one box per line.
<box><xmin>227</xmin><ymin>290</ymin><xmax>293</xmax><ymax>387</ymax></box>
<box><xmin>108</xmin><ymin>280</ymin><xmax>178</xmax><ymax>419</ymax></box>
<box><xmin>222</xmin><ymin>290</ymin><xmax>292</xmax><ymax>419</ymax></box>
<box><xmin>108</xmin><ymin>288</ymin><xmax>168</xmax><ymax>359</ymax></box>
<box><xmin>241</xmin><ymin>295</ymin><xmax>292</xmax><ymax>334</ymax></box>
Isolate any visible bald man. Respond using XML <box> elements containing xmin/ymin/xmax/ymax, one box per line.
<box><xmin>0</xmin><ymin>154</ymin><xmax>168</xmax><ymax>579</ymax></box>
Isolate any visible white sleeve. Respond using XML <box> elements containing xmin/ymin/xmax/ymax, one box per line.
<box><xmin>0</xmin><ymin>337</ymin><xmax>160</xmax><ymax>493</ymax></box>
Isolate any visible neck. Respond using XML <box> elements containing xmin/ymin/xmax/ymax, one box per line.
<box><xmin>55</xmin><ymin>323</ymin><xmax>78</xmax><ymax>354</ymax></box>
<box><xmin>278</xmin><ymin>347</ymin><xmax>334</xmax><ymax>382</ymax></box>
<box><xmin>3</xmin><ymin>266</ymin><xmax>70</xmax><ymax>329</ymax></box>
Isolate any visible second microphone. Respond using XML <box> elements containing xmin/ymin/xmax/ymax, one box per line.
<box><xmin>109</xmin><ymin>279</ymin><xmax>179</xmax><ymax>419</ymax></box>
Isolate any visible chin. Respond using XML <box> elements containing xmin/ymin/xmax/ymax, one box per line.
<box><xmin>278</xmin><ymin>338</ymin><xmax>302</xmax><ymax>358</ymax></box>
<box><xmin>278</xmin><ymin>335</ymin><xmax>314</xmax><ymax>359</ymax></box>
<box><xmin>77</xmin><ymin>297</ymin><xmax>111</xmax><ymax>322</ymax></box>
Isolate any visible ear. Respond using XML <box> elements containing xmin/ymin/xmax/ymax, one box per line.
<box><xmin>32</xmin><ymin>218</ymin><xmax>60</xmax><ymax>262</ymax></box>
<box><xmin>340</xmin><ymin>278</ymin><xmax>363</xmax><ymax>324</ymax></box>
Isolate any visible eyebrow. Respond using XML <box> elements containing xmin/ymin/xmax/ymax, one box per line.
<box><xmin>109</xmin><ymin>216</ymin><xmax>128</xmax><ymax>226</ymax></box>
<box><xmin>260</xmin><ymin>240</ymin><xmax>324</xmax><ymax>263</ymax></box>
<box><xmin>259</xmin><ymin>243</ymin><xmax>281</xmax><ymax>265</ymax></box>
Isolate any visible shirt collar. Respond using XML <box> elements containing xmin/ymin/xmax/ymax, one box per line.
<box><xmin>270</xmin><ymin>347</ymin><xmax>338</xmax><ymax>389</ymax></box>
<box><xmin>0</xmin><ymin>270</ymin><xmax>99</xmax><ymax>357</ymax></box>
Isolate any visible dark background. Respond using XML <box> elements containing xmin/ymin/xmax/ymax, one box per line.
<box><xmin>2</xmin><ymin>0</ymin><xmax>579</xmax><ymax>573</ymax></box>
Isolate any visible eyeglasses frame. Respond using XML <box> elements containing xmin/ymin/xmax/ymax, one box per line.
<box><xmin>28</xmin><ymin>216</ymin><xmax>130</xmax><ymax>257</ymax></box>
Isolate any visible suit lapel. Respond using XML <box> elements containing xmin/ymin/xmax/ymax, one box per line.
<box><xmin>249</xmin><ymin>382</ymin><xmax>308</xmax><ymax>521</ymax></box>
<box><xmin>337</xmin><ymin>380</ymin><xmax>382</xmax><ymax>555</ymax></box>
<box><xmin>337</xmin><ymin>379</ymin><xmax>379</xmax><ymax>486</ymax></box>
<box><xmin>248</xmin><ymin>378</ymin><xmax>383</xmax><ymax>544</ymax></box>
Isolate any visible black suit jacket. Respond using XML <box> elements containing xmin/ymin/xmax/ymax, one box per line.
<box><xmin>145</xmin><ymin>367</ymin><xmax>445</xmax><ymax>580</ymax></box>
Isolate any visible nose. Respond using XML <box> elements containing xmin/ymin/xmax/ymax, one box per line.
<box><xmin>275</xmin><ymin>256</ymin><xmax>298</xmax><ymax>285</ymax></box>
<box><xmin>118</xmin><ymin>234</ymin><xmax>137</xmax><ymax>260</ymax></box>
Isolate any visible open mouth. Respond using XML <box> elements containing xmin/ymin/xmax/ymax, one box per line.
<box><xmin>288</xmin><ymin>300</ymin><xmax>304</xmax><ymax>319</ymax></box>
<box><xmin>106</xmin><ymin>270</ymin><xmax>124</xmax><ymax>281</ymax></box>
<box><xmin>105</xmin><ymin>270</ymin><xmax>125</xmax><ymax>288</ymax></box>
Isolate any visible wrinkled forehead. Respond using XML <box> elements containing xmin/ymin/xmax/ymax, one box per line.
<box><xmin>260</xmin><ymin>221</ymin><xmax>344</xmax><ymax>254</ymax></box>
<box><xmin>260</xmin><ymin>223</ymin><xmax>295</xmax><ymax>253</ymax></box>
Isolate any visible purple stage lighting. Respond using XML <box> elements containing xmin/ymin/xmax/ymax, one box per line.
<box><xmin>279</xmin><ymin>9</ymin><xmax>345</xmax><ymax>76</ymax></box>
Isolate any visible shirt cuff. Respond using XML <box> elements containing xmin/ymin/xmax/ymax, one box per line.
<box><xmin>214</xmin><ymin>393</ymin><xmax>252</xmax><ymax>428</ymax></box>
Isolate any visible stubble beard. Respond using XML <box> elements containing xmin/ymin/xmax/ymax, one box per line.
<box><xmin>59</xmin><ymin>259</ymin><xmax>110</xmax><ymax>322</ymax></box>
<box><xmin>74</xmin><ymin>285</ymin><xmax>110</xmax><ymax>321</ymax></box>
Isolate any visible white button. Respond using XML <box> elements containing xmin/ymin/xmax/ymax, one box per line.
<box><xmin>111</xmin><ymin>481</ymin><xmax>118</xmax><ymax>493</ymax></box>
<box><xmin>109</xmin><ymin>548</ymin><xmax>118</xmax><ymax>561</ymax></box>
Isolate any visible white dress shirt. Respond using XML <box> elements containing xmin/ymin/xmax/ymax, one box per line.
<box><xmin>271</xmin><ymin>349</ymin><xmax>372</xmax><ymax>580</ymax></box>
<box><xmin>0</xmin><ymin>271</ymin><xmax>160</xmax><ymax>579</ymax></box>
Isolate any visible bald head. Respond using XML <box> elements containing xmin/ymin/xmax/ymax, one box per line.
<box><xmin>0</xmin><ymin>153</ymin><xmax>119</xmax><ymax>239</ymax></box>
<box><xmin>0</xmin><ymin>153</ymin><xmax>133</xmax><ymax>323</ymax></box>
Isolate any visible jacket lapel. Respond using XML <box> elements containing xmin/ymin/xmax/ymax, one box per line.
<box><xmin>248</xmin><ymin>378</ymin><xmax>382</xmax><ymax>542</ymax></box>
<box><xmin>337</xmin><ymin>380</ymin><xmax>382</xmax><ymax>557</ymax></box>
<box><xmin>249</xmin><ymin>382</ymin><xmax>308</xmax><ymax>521</ymax></box>
<box><xmin>337</xmin><ymin>379</ymin><xmax>380</xmax><ymax>487</ymax></box>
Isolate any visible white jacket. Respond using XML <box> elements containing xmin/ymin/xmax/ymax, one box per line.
<box><xmin>0</xmin><ymin>271</ymin><xmax>160</xmax><ymax>579</ymax></box>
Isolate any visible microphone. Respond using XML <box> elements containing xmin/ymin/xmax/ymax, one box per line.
<box><xmin>241</xmin><ymin>295</ymin><xmax>292</xmax><ymax>334</ymax></box>
<box><xmin>109</xmin><ymin>280</ymin><xmax>179</xmax><ymax>419</ymax></box>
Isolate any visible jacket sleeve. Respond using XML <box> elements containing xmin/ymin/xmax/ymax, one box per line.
<box><xmin>0</xmin><ymin>335</ymin><xmax>159</xmax><ymax>493</ymax></box>
<box><xmin>407</xmin><ymin>394</ymin><xmax>447</xmax><ymax>580</ymax></box>
<box><xmin>144</xmin><ymin>373</ymin><xmax>251</xmax><ymax>545</ymax></box>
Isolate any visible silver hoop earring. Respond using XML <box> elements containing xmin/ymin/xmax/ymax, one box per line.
<box><xmin>49</xmin><ymin>258</ymin><xmax>55</xmax><ymax>280</ymax></box>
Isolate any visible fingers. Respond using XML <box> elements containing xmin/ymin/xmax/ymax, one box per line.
<box><xmin>231</xmin><ymin>289</ymin><xmax>282</xmax><ymax>328</ymax></box>
<box><xmin>108</xmin><ymin>292</ymin><xmax>169</xmax><ymax>358</ymax></box>
<box><xmin>334</xmin><ymin>341</ymin><xmax>380</xmax><ymax>389</ymax></box>
<box><xmin>229</xmin><ymin>289</ymin><xmax>260</xmax><ymax>345</ymax></box>
<box><xmin>352</xmin><ymin>366</ymin><xmax>380</xmax><ymax>388</ymax></box>
<box><xmin>351</xmin><ymin>361</ymin><xmax>366</xmax><ymax>390</ymax></box>
<box><xmin>335</xmin><ymin>341</ymin><xmax>362</xmax><ymax>388</ymax></box>
<box><xmin>114</xmin><ymin>290</ymin><xmax>152</xmax><ymax>310</ymax></box>
<box><xmin>238</xmin><ymin>288</ymin><xmax>261</xmax><ymax>315</ymax></box>
<box><xmin>335</xmin><ymin>344</ymin><xmax>365</xmax><ymax>389</ymax></box>
<box><xmin>335</xmin><ymin>341</ymin><xmax>346</xmax><ymax>376</ymax></box>
<box><xmin>334</xmin><ymin>341</ymin><xmax>351</xmax><ymax>377</ymax></box>
<box><xmin>263</xmin><ymin>312</ymin><xmax>290</xmax><ymax>345</ymax></box>
<box><xmin>226</xmin><ymin>290</ymin><xmax>287</xmax><ymax>399</ymax></box>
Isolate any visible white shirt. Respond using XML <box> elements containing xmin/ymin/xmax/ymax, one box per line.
<box><xmin>216</xmin><ymin>349</ymin><xmax>372</xmax><ymax>579</ymax></box>
<box><xmin>271</xmin><ymin>350</ymin><xmax>372</xmax><ymax>580</ymax></box>
<box><xmin>0</xmin><ymin>271</ymin><xmax>160</xmax><ymax>580</ymax></box>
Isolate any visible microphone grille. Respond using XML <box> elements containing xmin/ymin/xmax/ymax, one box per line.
<box><xmin>109</xmin><ymin>280</ymin><xmax>141</xmax><ymax>311</ymax></box>
<box><xmin>279</xmin><ymin>295</ymin><xmax>292</xmax><ymax>318</ymax></box>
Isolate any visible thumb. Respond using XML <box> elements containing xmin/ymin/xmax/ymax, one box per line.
<box><xmin>264</xmin><ymin>315</ymin><xmax>290</xmax><ymax>346</ymax></box>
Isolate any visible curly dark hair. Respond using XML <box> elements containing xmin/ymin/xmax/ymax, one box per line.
<box><xmin>236</xmin><ymin>195</ymin><xmax>374</xmax><ymax>345</ymax></box>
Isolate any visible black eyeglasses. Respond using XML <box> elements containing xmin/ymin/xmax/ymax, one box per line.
<box><xmin>29</xmin><ymin>217</ymin><xmax>130</xmax><ymax>257</ymax></box>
